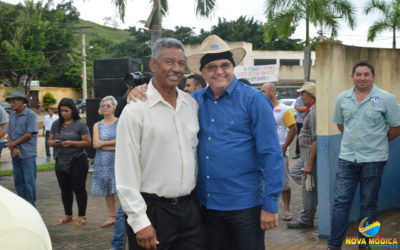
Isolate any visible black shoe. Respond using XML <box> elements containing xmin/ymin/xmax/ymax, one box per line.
<box><xmin>287</xmin><ymin>220</ymin><xmax>313</xmax><ymax>229</ymax></box>
<box><xmin>327</xmin><ymin>247</ymin><xmax>341</xmax><ymax>250</ymax></box>
<box><xmin>292</xmin><ymin>154</ymin><xmax>300</xmax><ymax>159</ymax></box>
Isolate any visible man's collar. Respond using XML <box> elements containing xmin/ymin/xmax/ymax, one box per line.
<box><xmin>203</xmin><ymin>75</ymin><xmax>238</xmax><ymax>99</ymax></box>
<box><xmin>347</xmin><ymin>84</ymin><xmax>376</xmax><ymax>98</ymax></box>
<box><xmin>16</xmin><ymin>106</ymin><xmax>28</xmax><ymax>116</ymax></box>
<box><xmin>147</xmin><ymin>80</ymin><xmax>188</xmax><ymax>108</ymax></box>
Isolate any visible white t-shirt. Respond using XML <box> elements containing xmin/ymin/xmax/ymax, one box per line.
<box><xmin>44</xmin><ymin>114</ymin><xmax>59</xmax><ymax>131</ymax></box>
<box><xmin>273</xmin><ymin>102</ymin><xmax>296</xmax><ymax>156</ymax></box>
<box><xmin>0</xmin><ymin>186</ymin><xmax>52</xmax><ymax>250</ymax></box>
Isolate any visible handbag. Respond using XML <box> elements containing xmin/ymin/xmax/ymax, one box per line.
<box><xmin>55</xmin><ymin>155</ymin><xmax>74</xmax><ymax>174</ymax></box>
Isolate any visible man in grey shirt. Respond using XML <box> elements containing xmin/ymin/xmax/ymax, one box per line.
<box><xmin>6</xmin><ymin>91</ymin><xmax>38</xmax><ymax>206</ymax></box>
<box><xmin>0</xmin><ymin>105</ymin><xmax>8</xmax><ymax>157</ymax></box>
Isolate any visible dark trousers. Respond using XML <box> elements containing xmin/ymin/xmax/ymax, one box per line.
<box><xmin>45</xmin><ymin>131</ymin><xmax>55</xmax><ymax>157</ymax></box>
<box><xmin>202</xmin><ymin>205</ymin><xmax>264</xmax><ymax>250</ymax></box>
<box><xmin>126</xmin><ymin>193</ymin><xmax>205</xmax><ymax>250</ymax></box>
<box><xmin>55</xmin><ymin>153</ymin><xmax>89</xmax><ymax>216</ymax></box>
<box><xmin>328</xmin><ymin>159</ymin><xmax>385</xmax><ymax>248</ymax></box>
<box><xmin>295</xmin><ymin>122</ymin><xmax>303</xmax><ymax>155</ymax></box>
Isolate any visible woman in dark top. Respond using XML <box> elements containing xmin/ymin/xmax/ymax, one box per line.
<box><xmin>49</xmin><ymin>98</ymin><xmax>91</xmax><ymax>227</ymax></box>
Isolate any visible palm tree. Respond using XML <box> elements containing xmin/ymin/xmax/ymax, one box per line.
<box><xmin>112</xmin><ymin>0</ymin><xmax>216</xmax><ymax>48</ymax></box>
<box><xmin>264</xmin><ymin>0</ymin><xmax>356</xmax><ymax>81</ymax></box>
<box><xmin>364</xmin><ymin>0</ymin><xmax>400</xmax><ymax>49</ymax></box>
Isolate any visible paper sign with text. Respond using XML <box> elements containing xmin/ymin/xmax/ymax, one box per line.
<box><xmin>234</xmin><ymin>64</ymin><xmax>279</xmax><ymax>84</ymax></box>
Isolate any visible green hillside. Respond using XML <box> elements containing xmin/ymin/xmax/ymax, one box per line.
<box><xmin>78</xmin><ymin>19</ymin><xmax>131</xmax><ymax>44</ymax></box>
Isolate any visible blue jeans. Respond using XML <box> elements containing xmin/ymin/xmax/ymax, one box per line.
<box><xmin>202</xmin><ymin>205</ymin><xmax>264</xmax><ymax>250</ymax></box>
<box><xmin>328</xmin><ymin>159</ymin><xmax>385</xmax><ymax>248</ymax></box>
<box><xmin>12</xmin><ymin>156</ymin><xmax>37</xmax><ymax>206</ymax></box>
<box><xmin>111</xmin><ymin>205</ymin><xmax>125</xmax><ymax>250</ymax></box>
<box><xmin>45</xmin><ymin>131</ymin><xmax>54</xmax><ymax>158</ymax></box>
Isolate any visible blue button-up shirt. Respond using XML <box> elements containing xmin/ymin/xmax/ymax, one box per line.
<box><xmin>6</xmin><ymin>107</ymin><xmax>38</xmax><ymax>158</ymax></box>
<box><xmin>192</xmin><ymin>76</ymin><xmax>284</xmax><ymax>212</ymax></box>
<box><xmin>333</xmin><ymin>84</ymin><xmax>400</xmax><ymax>163</ymax></box>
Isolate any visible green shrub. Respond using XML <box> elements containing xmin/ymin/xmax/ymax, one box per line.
<box><xmin>42</xmin><ymin>92</ymin><xmax>57</xmax><ymax>107</ymax></box>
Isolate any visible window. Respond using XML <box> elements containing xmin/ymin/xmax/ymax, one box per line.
<box><xmin>280</xmin><ymin>59</ymin><xmax>300</xmax><ymax>66</ymax></box>
<box><xmin>254</xmin><ymin>59</ymin><xmax>277</xmax><ymax>65</ymax></box>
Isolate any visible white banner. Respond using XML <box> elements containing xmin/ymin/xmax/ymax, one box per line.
<box><xmin>234</xmin><ymin>64</ymin><xmax>279</xmax><ymax>84</ymax></box>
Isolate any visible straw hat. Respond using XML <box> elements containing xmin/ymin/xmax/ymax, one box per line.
<box><xmin>187</xmin><ymin>35</ymin><xmax>246</xmax><ymax>74</ymax></box>
<box><xmin>297</xmin><ymin>82</ymin><xmax>316</xmax><ymax>98</ymax></box>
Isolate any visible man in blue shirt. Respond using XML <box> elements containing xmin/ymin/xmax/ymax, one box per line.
<box><xmin>6</xmin><ymin>91</ymin><xmax>38</xmax><ymax>206</ymax></box>
<box><xmin>327</xmin><ymin>61</ymin><xmax>400</xmax><ymax>250</ymax></box>
<box><xmin>129</xmin><ymin>35</ymin><xmax>284</xmax><ymax>250</ymax></box>
<box><xmin>187</xmin><ymin>35</ymin><xmax>284</xmax><ymax>250</ymax></box>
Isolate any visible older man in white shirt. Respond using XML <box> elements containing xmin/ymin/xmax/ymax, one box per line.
<box><xmin>115</xmin><ymin>38</ymin><xmax>203</xmax><ymax>250</ymax></box>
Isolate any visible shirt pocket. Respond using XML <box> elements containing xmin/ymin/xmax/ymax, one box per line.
<box><xmin>365</xmin><ymin>109</ymin><xmax>382</xmax><ymax>126</ymax></box>
<box><xmin>223</xmin><ymin>116</ymin><xmax>250</xmax><ymax>135</ymax></box>
<box><xmin>183</xmin><ymin>123</ymin><xmax>199</xmax><ymax>149</ymax></box>
<box><xmin>342</xmin><ymin>107</ymin><xmax>356</xmax><ymax>123</ymax></box>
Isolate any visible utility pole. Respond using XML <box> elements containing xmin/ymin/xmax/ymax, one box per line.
<box><xmin>73</xmin><ymin>26</ymin><xmax>91</xmax><ymax>99</ymax></box>
<box><xmin>81</xmin><ymin>31</ymin><xmax>87</xmax><ymax>99</ymax></box>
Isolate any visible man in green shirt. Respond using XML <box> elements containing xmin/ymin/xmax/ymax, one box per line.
<box><xmin>327</xmin><ymin>61</ymin><xmax>400</xmax><ymax>250</ymax></box>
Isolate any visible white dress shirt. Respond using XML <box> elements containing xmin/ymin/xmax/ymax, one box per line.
<box><xmin>44</xmin><ymin>114</ymin><xmax>59</xmax><ymax>131</ymax></box>
<box><xmin>115</xmin><ymin>81</ymin><xmax>199</xmax><ymax>233</ymax></box>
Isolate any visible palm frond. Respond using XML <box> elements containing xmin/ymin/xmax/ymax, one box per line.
<box><xmin>367</xmin><ymin>19</ymin><xmax>391</xmax><ymax>41</ymax></box>
<box><xmin>112</xmin><ymin>0</ymin><xmax>127</xmax><ymax>22</ymax></box>
<box><xmin>195</xmin><ymin>0</ymin><xmax>216</xmax><ymax>17</ymax></box>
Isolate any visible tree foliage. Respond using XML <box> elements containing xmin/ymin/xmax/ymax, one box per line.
<box><xmin>264</xmin><ymin>0</ymin><xmax>356</xmax><ymax>81</ymax></box>
<box><xmin>42</xmin><ymin>92</ymin><xmax>56</xmax><ymax>107</ymax></box>
<box><xmin>364</xmin><ymin>0</ymin><xmax>400</xmax><ymax>48</ymax></box>
<box><xmin>209</xmin><ymin>16</ymin><xmax>303</xmax><ymax>50</ymax></box>
<box><xmin>0</xmin><ymin>0</ymin><xmax>79</xmax><ymax>94</ymax></box>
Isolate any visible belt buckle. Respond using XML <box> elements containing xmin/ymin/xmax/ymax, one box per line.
<box><xmin>171</xmin><ymin>197</ymin><xmax>179</xmax><ymax>205</ymax></box>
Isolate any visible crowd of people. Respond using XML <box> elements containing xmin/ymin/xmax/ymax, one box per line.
<box><xmin>0</xmin><ymin>34</ymin><xmax>399</xmax><ymax>250</ymax></box>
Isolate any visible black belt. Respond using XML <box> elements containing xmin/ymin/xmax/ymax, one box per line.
<box><xmin>141</xmin><ymin>192</ymin><xmax>192</xmax><ymax>205</ymax></box>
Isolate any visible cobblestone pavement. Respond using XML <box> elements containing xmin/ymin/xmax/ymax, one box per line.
<box><xmin>1</xmin><ymin>135</ymin><xmax>399</xmax><ymax>249</ymax></box>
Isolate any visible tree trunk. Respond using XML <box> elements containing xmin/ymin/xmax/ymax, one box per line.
<box><xmin>304</xmin><ymin>7</ymin><xmax>311</xmax><ymax>82</ymax></box>
<box><xmin>24</xmin><ymin>74</ymin><xmax>34</xmax><ymax>96</ymax></box>
<box><xmin>149</xmin><ymin>0</ymin><xmax>162</xmax><ymax>50</ymax></box>
<box><xmin>303</xmin><ymin>46</ymin><xmax>311</xmax><ymax>82</ymax></box>
<box><xmin>150</xmin><ymin>24</ymin><xmax>162</xmax><ymax>47</ymax></box>
<box><xmin>393</xmin><ymin>27</ymin><xmax>396</xmax><ymax>49</ymax></box>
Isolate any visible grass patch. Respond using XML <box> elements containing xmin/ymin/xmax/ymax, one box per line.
<box><xmin>0</xmin><ymin>162</ymin><xmax>55</xmax><ymax>177</ymax></box>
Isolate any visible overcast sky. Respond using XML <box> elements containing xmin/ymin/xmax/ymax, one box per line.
<box><xmin>3</xmin><ymin>0</ymin><xmax>398</xmax><ymax>48</ymax></box>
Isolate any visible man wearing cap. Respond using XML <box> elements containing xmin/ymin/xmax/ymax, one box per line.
<box><xmin>129</xmin><ymin>35</ymin><xmax>284</xmax><ymax>249</ymax></box>
<box><xmin>187</xmin><ymin>35</ymin><xmax>283</xmax><ymax>250</ymax></box>
<box><xmin>327</xmin><ymin>61</ymin><xmax>400</xmax><ymax>250</ymax></box>
<box><xmin>6</xmin><ymin>91</ymin><xmax>39</xmax><ymax>206</ymax></box>
<box><xmin>287</xmin><ymin>82</ymin><xmax>317</xmax><ymax>229</ymax></box>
